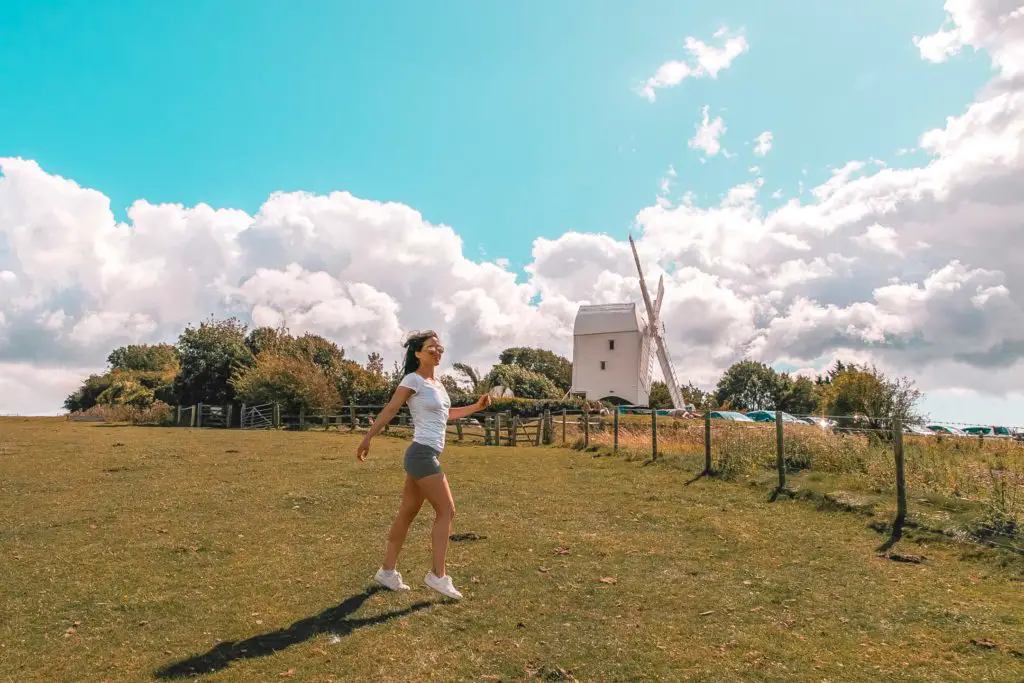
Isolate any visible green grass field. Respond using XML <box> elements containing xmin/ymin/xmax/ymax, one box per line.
<box><xmin>1</xmin><ymin>418</ymin><xmax>1022</xmax><ymax>682</ymax></box>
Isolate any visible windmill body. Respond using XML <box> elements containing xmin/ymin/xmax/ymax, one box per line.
<box><xmin>569</xmin><ymin>303</ymin><xmax>652</xmax><ymax>406</ymax></box>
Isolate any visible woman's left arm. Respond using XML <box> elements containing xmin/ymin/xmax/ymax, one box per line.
<box><xmin>448</xmin><ymin>394</ymin><xmax>491</xmax><ymax>421</ymax></box>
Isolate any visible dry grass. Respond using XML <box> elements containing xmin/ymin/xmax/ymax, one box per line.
<box><xmin>583</xmin><ymin>416</ymin><xmax>1024</xmax><ymax>543</ymax></box>
<box><xmin>2</xmin><ymin>417</ymin><xmax>1023</xmax><ymax>682</ymax></box>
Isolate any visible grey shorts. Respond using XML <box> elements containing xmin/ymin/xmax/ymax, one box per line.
<box><xmin>404</xmin><ymin>441</ymin><xmax>442</xmax><ymax>479</ymax></box>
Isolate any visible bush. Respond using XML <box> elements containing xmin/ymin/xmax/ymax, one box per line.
<box><xmin>231</xmin><ymin>352</ymin><xmax>340</xmax><ymax>414</ymax></box>
<box><xmin>69</xmin><ymin>401</ymin><xmax>175</xmax><ymax>425</ymax></box>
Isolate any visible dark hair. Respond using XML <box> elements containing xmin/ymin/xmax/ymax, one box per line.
<box><xmin>401</xmin><ymin>330</ymin><xmax>439</xmax><ymax>376</ymax></box>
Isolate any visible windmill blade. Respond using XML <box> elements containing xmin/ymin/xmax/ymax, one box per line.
<box><xmin>654</xmin><ymin>275</ymin><xmax>665</xmax><ymax>325</ymax></box>
<box><xmin>653</xmin><ymin>328</ymin><xmax>686</xmax><ymax>410</ymax></box>
<box><xmin>628</xmin><ymin>235</ymin><xmax>658</xmax><ymax>330</ymax></box>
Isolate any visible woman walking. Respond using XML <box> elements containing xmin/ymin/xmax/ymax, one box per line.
<box><xmin>356</xmin><ymin>330</ymin><xmax>490</xmax><ymax>599</ymax></box>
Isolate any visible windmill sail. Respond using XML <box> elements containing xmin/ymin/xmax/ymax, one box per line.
<box><xmin>629</xmin><ymin>235</ymin><xmax>686</xmax><ymax>410</ymax></box>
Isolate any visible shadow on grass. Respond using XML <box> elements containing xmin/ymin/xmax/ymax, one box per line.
<box><xmin>154</xmin><ymin>586</ymin><xmax>435</xmax><ymax>679</ymax></box>
<box><xmin>90</xmin><ymin>423</ymin><xmax>169</xmax><ymax>428</ymax></box>
<box><xmin>876</xmin><ymin>516</ymin><xmax>906</xmax><ymax>554</ymax></box>
<box><xmin>684</xmin><ymin>469</ymin><xmax>714</xmax><ymax>486</ymax></box>
<box><xmin>768</xmin><ymin>487</ymin><xmax>797</xmax><ymax>503</ymax></box>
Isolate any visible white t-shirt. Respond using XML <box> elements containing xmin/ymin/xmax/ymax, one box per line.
<box><xmin>399</xmin><ymin>372</ymin><xmax>451</xmax><ymax>452</ymax></box>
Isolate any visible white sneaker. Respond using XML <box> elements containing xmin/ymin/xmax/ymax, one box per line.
<box><xmin>374</xmin><ymin>567</ymin><xmax>410</xmax><ymax>591</ymax></box>
<box><xmin>424</xmin><ymin>571</ymin><xmax>463</xmax><ymax>600</ymax></box>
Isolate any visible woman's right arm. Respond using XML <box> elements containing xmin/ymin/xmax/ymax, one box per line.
<box><xmin>356</xmin><ymin>386</ymin><xmax>414</xmax><ymax>460</ymax></box>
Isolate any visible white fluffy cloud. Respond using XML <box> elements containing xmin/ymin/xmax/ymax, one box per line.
<box><xmin>689</xmin><ymin>106</ymin><xmax>728</xmax><ymax>159</ymax></box>
<box><xmin>638</xmin><ymin>27</ymin><xmax>749</xmax><ymax>102</ymax></box>
<box><xmin>753</xmin><ymin>131</ymin><xmax>774</xmax><ymax>157</ymax></box>
<box><xmin>3</xmin><ymin>0</ymin><xmax>1024</xmax><ymax>418</ymax></box>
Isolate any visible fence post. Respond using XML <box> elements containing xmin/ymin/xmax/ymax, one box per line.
<box><xmin>196</xmin><ymin>402</ymin><xmax>203</xmax><ymax>428</ymax></box>
<box><xmin>240</xmin><ymin>403</ymin><xmax>247</xmax><ymax>429</ymax></box>
<box><xmin>190</xmin><ymin>404</ymin><xmax>197</xmax><ymax>427</ymax></box>
<box><xmin>893</xmin><ymin>418</ymin><xmax>907</xmax><ymax>526</ymax></box>
<box><xmin>583</xmin><ymin>407</ymin><xmax>590</xmax><ymax>448</ymax></box>
<box><xmin>226</xmin><ymin>404</ymin><xmax>234</xmax><ymax>429</ymax></box>
<box><xmin>775</xmin><ymin>410</ymin><xmax>786</xmax><ymax>490</ymax></box>
<box><xmin>456</xmin><ymin>420</ymin><xmax>464</xmax><ymax>442</ymax></box>
<box><xmin>349</xmin><ymin>404</ymin><xmax>356</xmax><ymax>431</ymax></box>
<box><xmin>273</xmin><ymin>403</ymin><xmax>280</xmax><ymax>429</ymax></box>
<box><xmin>651</xmin><ymin>408</ymin><xmax>658</xmax><ymax>461</ymax></box>
<box><xmin>613</xmin><ymin>407</ymin><xmax>619</xmax><ymax>452</ymax></box>
<box><xmin>562</xmin><ymin>409</ymin><xmax>567</xmax><ymax>444</ymax></box>
<box><xmin>176</xmin><ymin>405</ymin><xmax>182</xmax><ymax>426</ymax></box>
<box><xmin>299</xmin><ymin>406</ymin><xmax>306</xmax><ymax>431</ymax></box>
<box><xmin>510</xmin><ymin>416</ymin><xmax>518</xmax><ymax>447</ymax></box>
<box><xmin>543</xmin><ymin>410</ymin><xmax>552</xmax><ymax>445</ymax></box>
<box><xmin>704</xmin><ymin>410</ymin><xmax>712</xmax><ymax>474</ymax></box>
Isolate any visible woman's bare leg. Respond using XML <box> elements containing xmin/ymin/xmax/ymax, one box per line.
<box><xmin>414</xmin><ymin>472</ymin><xmax>456</xmax><ymax>577</ymax></box>
<box><xmin>382</xmin><ymin>474</ymin><xmax>425</xmax><ymax>571</ymax></box>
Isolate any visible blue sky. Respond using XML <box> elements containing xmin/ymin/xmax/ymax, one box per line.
<box><xmin>0</xmin><ymin>0</ymin><xmax>988</xmax><ymax>272</ymax></box>
<box><xmin>2</xmin><ymin>1</ymin><xmax>1019</xmax><ymax>425</ymax></box>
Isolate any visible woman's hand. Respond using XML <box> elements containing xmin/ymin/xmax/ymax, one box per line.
<box><xmin>356</xmin><ymin>436</ymin><xmax>371</xmax><ymax>462</ymax></box>
<box><xmin>477</xmin><ymin>394</ymin><xmax>492</xmax><ymax>410</ymax></box>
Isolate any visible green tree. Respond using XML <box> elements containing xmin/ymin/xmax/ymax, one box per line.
<box><xmin>776</xmin><ymin>375</ymin><xmax>819</xmax><ymax>415</ymax></box>
<box><xmin>439</xmin><ymin>375</ymin><xmax>467</xmax><ymax>397</ymax></box>
<box><xmin>366</xmin><ymin>352</ymin><xmax>385</xmax><ymax>375</ymax></box>
<box><xmin>483</xmin><ymin>364</ymin><xmax>561</xmax><ymax>399</ymax></box>
<box><xmin>291</xmin><ymin>333</ymin><xmax>345</xmax><ymax>378</ymax></box>
<box><xmin>681</xmin><ymin>381</ymin><xmax>714</xmax><ymax>410</ymax></box>
<box><xmin>106</xmin><ymin>344</ymin><xmax>179</xmax><ymax>373</ymax></box>
<box><xmin>64</xmin><ymin>373</ymin><xmax>116</xmax><ymax>413</ymax></box>
<box><xmin>232</xmin><ymin>352</ymin><xmax>340</xmax><ymax>413</ymax></box>
<box><xmin>172</xmin><ymin>316</ymin><xmax>255</xmax><ymax>405</ymax></box>
<box><xmin>818</xmin><ymin>362</ymin><xmax>922</xmax><ymax>427</ymax></box>
<box><xmin>649</xmin><ymin>380</ymin><xmax>714</xmax><ymax>410</ymax></box>
<box><xmin>65</xmin><ymin>343</ymin><xmax>179</xmax><ymax>413</ymax></box>
<box><xmin>244</xmin><ymin>326</ymin><xmax>291</xmax><ymax>356</ymax></box>
<box><xmin>498</xmin><ymin>347</ymin><xmax>572</xmax><ymax>393</ymax></box>
<box><xmin>452</xmin><ymin>362</ymin><xmax>483</xmax><ymax>392</ymax></box>
<box><xmin>648</xmin><ymin>381</ymin><xmax>672</xmax><ymax>409</ymax></box>
<box><xmin>714</xmin><ymin>360</ymin><xmax>786</xmax><ymax>412</ymax></box>
<box><xmin>337</xmin><ymin>359</ymin><xmax>392</xmax><ymax>404</ymax></box>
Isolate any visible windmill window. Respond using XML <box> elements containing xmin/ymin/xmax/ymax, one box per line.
<box><xmin>609</xmin><ymin>339</ymin><xmax>615</xmax><ymax>350</ymax></box>
<box><xmin>600</xmin><ymin>361</ymin><xmax>606</xmax><ymax>370</ymax></box>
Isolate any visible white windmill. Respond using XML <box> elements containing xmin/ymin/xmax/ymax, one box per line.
<box><xmin>628</xmin><ymin>234</ymin><xmax>686</xmax><ymax>410</ymax></box>
<box><xmin>567</xmin><ymin>235</ymin><xmax>687</xmax><ymax>410</ymax></box>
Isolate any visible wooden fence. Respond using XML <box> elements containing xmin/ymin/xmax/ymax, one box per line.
<box><xmin>171</xmin><ymin>402</ymin><xmax>604</xmax><ymax>447</ymax></box>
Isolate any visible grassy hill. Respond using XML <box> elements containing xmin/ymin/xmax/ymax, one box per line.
<box><xmin>1</xmin><ymin>418</ymin><xmax>1021</xmax><ymax>681</ymax></box>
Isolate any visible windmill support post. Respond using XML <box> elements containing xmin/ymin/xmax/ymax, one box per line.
<box><xmin>704</xmin><ymin>411</ymin><xmax>712</xmax><ymax>474</ymax></box>
<box><xmin>775</xmin><ymin>411</ymin><xmax>786</xmax><ymax>491</ymax></box>
<box><xmin>651</xmin><ymin>408</ymin><xmax>658</xmax><ymax>461</ymax></box>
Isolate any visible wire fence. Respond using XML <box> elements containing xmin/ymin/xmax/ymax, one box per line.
<box><xmin>580</xmin><ymin>409</ymin><xmax>1023</xmax><ymax>555</ymax></box>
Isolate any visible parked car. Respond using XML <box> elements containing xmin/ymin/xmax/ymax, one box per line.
<box><xmin>925</xmin><ymin>424</ymin><xmax>970</xmax><ymax>437</ymax></box>
<box><xmin>803</xmin><ymin>416</ymin><xmax>837</xmax><ymax>430</ymax></box>
<box><xmin>903</xmin><ymin>423</ymin><xmax>935</xmax><ymax>436</ymax></box>
<box><xmin>745</xmin><ymin>410</ymin><xmax>804</xmax><ymax>423</ymax></box>
<box><xmin>708</xmin><ymin>410</ymin><xmax>754</xmax><ymax>422</ymax></box>
<box><xmin>960</xmin><ymin>425</ymin><xmax>1014</xmax><ymax>438</ymax></box>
